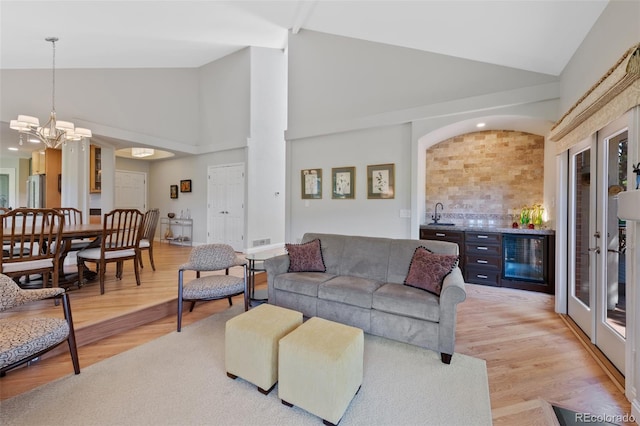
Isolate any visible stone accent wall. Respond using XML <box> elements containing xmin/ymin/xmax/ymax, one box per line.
<box><xmin>426</xmin><ymin>130</ymin><xmax>544</xmax><ymax>226</ymax></box>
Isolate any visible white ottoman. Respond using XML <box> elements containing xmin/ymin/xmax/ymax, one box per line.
<box><xmin>225</xmin><ymin>303</ymin><xmax>303</xmax><ymax>394</ymax></box>
<box><xmin>278</xmin><ymin>317</ymin><xmax>364</xmax><ymax>426</ymax></box>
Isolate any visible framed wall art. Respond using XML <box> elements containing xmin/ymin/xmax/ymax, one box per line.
<box><xmin>367</xmin><ymin>163</ymin><xmax>395</xmax><ymax>199</ymax></box>
<box><xmin>170</xmin><ymin>185</ymin><xmax>179</xmax><ymax>199</ymax></box>
<box><xmin>332</xmin><ymin>166</ymin><xmax>355</xmax><ymax>199</ymax></box>
<box><xmin>180</xmin><ymin>179</ymin><xmax>192</xmax><ymax>193</ymax></box>
<box><xmin>301</xmin><ymin>168</ymin><xmax>322</xmax><ymax>199</ymax></box>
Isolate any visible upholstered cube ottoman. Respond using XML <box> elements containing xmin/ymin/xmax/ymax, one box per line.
<box><xmin>278</xmin><ymin>317</ymin><xmax>364</xmax><ymax>426</ymax></box>
<box><xmin>225</xmin><ymin>303</ymin><xmax>302</xmax><ymax>394</ymax></box>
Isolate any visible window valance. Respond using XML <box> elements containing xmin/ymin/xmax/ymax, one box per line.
<box><xmin>550</xmin><ymin>42</ymin><xmax>640</xmax><ymax>154</ymax></box>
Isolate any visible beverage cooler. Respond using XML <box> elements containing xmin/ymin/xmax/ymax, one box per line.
<box><xmin>502</xmin><ymin>234</ymin><xmax>549</xmax><ymax>284</ymax></box>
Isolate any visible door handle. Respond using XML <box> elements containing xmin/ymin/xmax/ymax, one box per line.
<box><xmin>588</xmin><ymin>247</ymin><xmax>601</xmax><ymax>254</ymax></box>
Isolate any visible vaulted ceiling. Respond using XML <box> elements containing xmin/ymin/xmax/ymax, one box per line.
<box><xmin>0</xmin><ymin>1</ymin><xmax>610</xmax><ymax>159</ymax></box>
<box><xmin>1</xmin><ymin>0</ymin><xmax>608</xmax><ymax>74</ymax></box>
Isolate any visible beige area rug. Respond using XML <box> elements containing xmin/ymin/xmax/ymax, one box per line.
<box><xmin>1</xmin><ymin>306</ymin><xmax>492</xmax><ymax>426</ymax></box>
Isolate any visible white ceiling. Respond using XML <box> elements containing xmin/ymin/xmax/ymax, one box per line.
<box><xmin>0</xmin><ymin>0</ymin><xmax>610</xmax><ymax>159</ymax></box>
<box><xmin>0</xmin><ymin>0</ymin><xmax>608</xmax><ymax>74</ymax></box>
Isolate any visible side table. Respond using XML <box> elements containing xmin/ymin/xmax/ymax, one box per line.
<box><xmin>245</xmin><ymin>247</ymin><xmax>285</xmax><ymax>307</ymax></box>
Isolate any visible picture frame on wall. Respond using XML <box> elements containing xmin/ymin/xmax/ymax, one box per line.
<box><xmin>301</xmin><ymin>168</ymin><xmax>322</xmax><ymax>199</ymax></box>
<box><xmin>170</xmin><ymin>185</ymin><xmax>178</xmax><ymax>199</ymax></box>
<box><xmin>332</xmin><ymin>166</ymin><xmax>356</xmax><ymax>199</ymax></box>
<box><xmin>180</xmin><ymin>179</ymin><xmax>192</xmax><ymax>193</ymax></box>
<box><xmin>367</xmin><ymin>163</ymin><xmax>395</xmax><ymax>199</ymax></box>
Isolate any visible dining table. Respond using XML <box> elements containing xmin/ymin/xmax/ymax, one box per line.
<box><xmin>56</xmin><ymin>223</ymin><xmax>105</xmax><ymax>288</ymax></box>
<box><xmin>2</xmin><ymin>222</ymin><xmax>105</xmax><ymax>289</ymax></box>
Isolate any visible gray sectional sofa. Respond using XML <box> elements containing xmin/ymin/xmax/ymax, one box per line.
<box><xmin>265</xmin><ymin>233</ymin><xmax>467</xmax><ymax>364</ymax></box>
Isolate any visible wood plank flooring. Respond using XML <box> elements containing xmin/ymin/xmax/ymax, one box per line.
<box><xmin>0</xmin><ymin>242</ymin><xmax>633</xmax><ymax>425</ymax></box>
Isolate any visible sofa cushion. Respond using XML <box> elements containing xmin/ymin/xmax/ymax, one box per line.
<box><xmin>286</xmin><ymin>239</ymin><xmax>326</xmax><ymax>272</ymax></box>
<box><xmin>372</xmin><ymin>283</ymin><xmax>440</xmax><ymax>322</ymax></box>
<box><xmin>318</xmin><ymin>275</ymin><xmax>383</xmax><ymax>309</ymax></box>
<box><xmin>274</xmin><ymin>272</ymin><xmax>336</xmax><ymax>297</ymax></box>
<box><xmin>404</xmin><ymin>247</ymin><xmax>458</xmax><ymax>296</ymax></box>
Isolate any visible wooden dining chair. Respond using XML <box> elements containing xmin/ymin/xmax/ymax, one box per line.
<box><xmin>138</xmin><ymin>208</ymin><xmax>160</xmax><ymax>271</ymax></box>
<box><xmin>76</xmin><ymin>208</ymin><xmax>144</xmax><ymax>295</ymax></box>
<box><xmin>53</xmin><ymin>207</ymin><xmax>92</xmax><ymax>252</ymax></box>
<box><xmin>0</xmin><ymin>208</ymin><xmax>65</xmax><ymax>288</ymax></box>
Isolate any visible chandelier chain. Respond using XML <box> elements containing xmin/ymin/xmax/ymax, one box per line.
<box><xmin>51</xmin><ymin>38</ymin><xmax>56</xmax><ymax>113</ymax></box>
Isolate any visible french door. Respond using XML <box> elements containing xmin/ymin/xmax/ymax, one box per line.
<box><xmin>568</xmin><ymin>114</ymin><xmax>628</xmax><ymax>374</ymax></box>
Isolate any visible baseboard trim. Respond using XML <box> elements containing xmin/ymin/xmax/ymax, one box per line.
<box><xmin>558</xmin><ymin>313</ymin><xmax>625</xmax><ymax>394</ymax></box>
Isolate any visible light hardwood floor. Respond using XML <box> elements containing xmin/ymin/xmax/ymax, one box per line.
<box><xmin>0</xmin><ymin>243</ymin><xmax>633</xmax><ymax>425</ymax></box>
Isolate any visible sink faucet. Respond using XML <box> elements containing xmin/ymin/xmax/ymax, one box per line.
<box><xmin>432</xmin><ymin>202</ymin><xmax>444</xmax><ymax>224</ymax></box>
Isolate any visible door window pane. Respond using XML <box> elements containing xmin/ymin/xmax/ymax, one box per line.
<box><xmin>607</xmin><ymin>133</ymin><xmax>627</xmax><ymax>338</ymax></box>
<box><xmin>573</xmin><ymin>150</ymin><xmax>591</xmax><ymax>307</ymax></box>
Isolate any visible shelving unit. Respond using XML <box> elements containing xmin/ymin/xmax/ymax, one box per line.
<box><xmin>90</xmin><ymin>145</ymin><xmax>102</xmax><ymax>193</ymax></box>
<box><xmin>160</xmin><ymin>217</ymin><xmax>193</xmax><ymax>246</ymax></box>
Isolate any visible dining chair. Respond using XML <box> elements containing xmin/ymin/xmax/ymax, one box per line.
<box><xmin>76</xmin><ymin>208</ymin><xmax>143</xmax><ymax>295</ymax></box>
<box><xmin>138</xmin><ymin>208</ymin><xmax>160</xmax><ymax>271</ymax></box>
<box><xmin>0</xmin><ymin>208</ymin><xmax>64</xmax><ymax>288</ymax></box>
<box><xmin>53</xmin><ymin>207</ymin><xmax>92</xmax><ymax>252</ymax></box>
<box><xmin>0</xmin><ymin>273</ymin><xmax>80</xmax><ymax>376</ymax></box>
<box><xmin>177</xmin><ymin>244</ymin><xmax>248</xmax><ymax>331</ymax></box>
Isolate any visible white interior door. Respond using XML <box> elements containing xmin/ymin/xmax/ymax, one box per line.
<box><xmin>207</xmin><ymin>163</ymin><xmax>245</xmax><ymax>251</ymax></box>
<box><xmin>568</xmin><ymin>115</ymin><xmax>627</xmax><ymax>374</ymax></box>
<box><xmin>115</xmin><ymin>170</ymin><xmax>147</xmax><ymax>212</ymax></box>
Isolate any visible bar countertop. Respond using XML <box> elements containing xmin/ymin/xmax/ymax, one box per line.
<box><xmin>420</xmin><ymin>224</ymin><xmax>555</xmax><ymax>235</ymax></box>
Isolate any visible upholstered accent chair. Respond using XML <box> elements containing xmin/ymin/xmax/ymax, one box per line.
<box><xmin>177</xmin><ymin>244</ymin><xmax>248</xmax><ymax>331</ymax></box>
<box><xmin>0</xmin><ymin>273</ymin><xmax>80</xmax><ymax>376</ymax></box>
<box><xmin>138</xmin><ymin>208</ymin><xmax>160</xmax><ymax>271</ymax></box>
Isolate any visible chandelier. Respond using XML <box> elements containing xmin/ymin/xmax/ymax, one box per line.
<box><xmin>10</xmin><ymin>37</ymin><xmax>92</xmax><ymax>150</ymax></box>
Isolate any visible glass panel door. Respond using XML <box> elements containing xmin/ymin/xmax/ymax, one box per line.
<box><xmin>567</xmin><ymin>115</ymin><xmax>627</xmax><ymax>375</ymax></box>
<box><xmin>594</xmin><ymin>119</ymin><xmax>627</xmax><ymax>374</ymax></box>
<box><xmin>568</xmin><ymin>142</ymin><xmax>594</xmax><ymax>338</ymax></box>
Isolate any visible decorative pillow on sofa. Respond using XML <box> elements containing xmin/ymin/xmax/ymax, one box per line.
<box><xmin>404</xmin><ymin>246</ymin><xmax>458</xmax><ymax>296</ymax></box>
<box><xmin>285</xmin><ymin>239</ymin><xmax>326</xmax><ymax>272</ymax></box>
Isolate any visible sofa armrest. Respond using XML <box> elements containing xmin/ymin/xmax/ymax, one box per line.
<box><xmin>265</xmin><ymin>254</ymin><xmax>290</xmax><ymax>303</ymax></box>
<box><xmin>440</xmin><ymin>267</ymin><xmax>466</xmax><ymax>305</ymax></box>
<box><xmin>438</xmin><ymin>267</ymin><xmax>466</xmax><ymax>357</ymax></box>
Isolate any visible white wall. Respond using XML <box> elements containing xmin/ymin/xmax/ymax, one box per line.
<box><xmin>286</xmin><ymin>29</ymin><xmax>561</xmax><ymax>240</ymax></box>
<box><xmin>149</xmin><ymin>149</ymin><xmax>246</xmax><ymax>245</ymax></box>
<box><xmin>0</xmin><ymin>68</ymin><xmax>200</xmax><ymax>152</ymax></box>
<box><xmin>148</xmin><ymin>46</ymin><xmax>287</xmax><ymax>248</ymax></box>
<box><xmin>246</xmin><ymin>47</ymin><xmax>287</xmax><ymax>251</ymax></box>
<box><xmin>287</xmin><ymin>30</ymin><xmax>558</xmax><ymax>139</ymax></box>
<box><xmin>559</xmin><ymin>0</ymin><xmax>640</xmax><ymax>112</ymax></box>
<box><xmin>287</xmin><ymin>124</ymin><xmax>412</xmax><ymax>243</ymax></box>
<box><xmin>198</xmin><ymin>48</ymin><xmax>251</xmax><ymax>151</ymax></box>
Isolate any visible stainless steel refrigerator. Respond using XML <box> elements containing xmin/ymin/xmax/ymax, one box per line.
<box><xmin>27</xmin><ymin>175</ymin><xmax>46</xmax><ymax>208</ymax></box>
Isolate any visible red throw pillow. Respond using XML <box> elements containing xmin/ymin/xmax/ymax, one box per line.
<box><xmin>404</xmin><ymin>246</ymin><xmax>458</xmax><ymax>296</ymax></box>
<box><xmin>285</xmin><ymin>239</ymin><xmax>326</xmax><ymax>272</ymax></box>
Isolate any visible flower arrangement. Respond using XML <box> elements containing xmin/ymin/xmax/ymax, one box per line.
<box><xmin>516</xmin><ymin>204</ymin><xmax>544</xmax><ymax>229</ymax></box>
